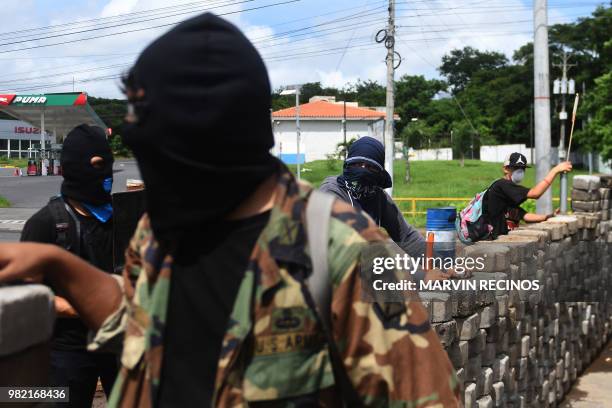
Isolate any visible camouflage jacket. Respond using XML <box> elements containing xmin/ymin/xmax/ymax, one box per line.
<box><xmin>90</xmin><ymin>169</ymin><xmax>460</xmax><ymax>407</ymax></box>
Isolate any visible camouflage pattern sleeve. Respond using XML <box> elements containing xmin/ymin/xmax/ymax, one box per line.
<box><xmin>87</xmin><ymin>274</ymin><xmax>128</xmax><ymax>355</ymax></box>
<box><xmin>327</xmin><ymin>199</ymin><xmax>461</xmax><ymax>407</ymax></box>
<box><xmin>87</xmin><ymin>214</ymin><xmax>152</xmax><ymax>355</ymax></box>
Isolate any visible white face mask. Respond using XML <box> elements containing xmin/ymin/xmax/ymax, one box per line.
<box><xmin>511</xmin><ymin>168</ymin><xmax>525</xmax><ymax>184</ymax></box>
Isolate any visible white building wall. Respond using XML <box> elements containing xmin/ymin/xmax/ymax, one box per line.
<box><xmin>480</xmin><ymin>144</ymin><xmax>534</xmax><ymax>165</ymax></box>
<box><xmin>272</xmin><ymin>119</ymin><xmax>376</xmax><ymax>162</ymax></box>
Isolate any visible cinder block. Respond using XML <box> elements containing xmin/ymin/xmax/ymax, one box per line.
<box><xmin>571</xmin><ymin>189</ymin><xmax>601</xmax><ymax>201</ymax></box>
<box><xmin>480</xmin><ymin>305</ymin><xmax>498</xmax><ymax>329</ymax></box>
<box><xmin>463</xmin><ymin>243</ymin><xmax>511</xmax><ymax>272</ymax></box>
<box><xmin>466</xmin><ymin>354</ymin><xmax>483</xmax><ymax>382</ymax></box>
<box><xmin>448</xmin><ymin>340</ymin><xmax>469</xmax><ymax>369</ymax></box>
<box><xmin>572</xmin><ymin>200</ymin><xmax>602</xmax><ymax>212</ymax></box>
<box><xmin>493</xmin><ymin>354</ymin><xmax>510</xmax><ymax>382</ymax></box>
<box><xmin>476</xmin><ymin>395</ymin><xmax>494</xmax><ymax>408</ymax></box>
<box><xmin>454</xmin><ymin>289</ymin><xmax>478</xmax><ymax>317</ymax></box>
<box><xmin>492</xmin><ymin>381</ymin><xmax>505</xmax><ymax>407</ymax></box>
<box><xmin>421</xmin><ymin>292</ymin><xmax>453</xmax><ymax>323</ymax></box>
<box><xmin>546</xmin><ymin>216</ymin><xmax>580</xmax><ymax>235</ymax></box>
<box><xmin>479</xmin><ymin>367</ymin><xmax>494</xmax><ymax>396</ymax></box>
<box><xmin>457</xmin><ymin>313</ymin><xmax>482</xmax><ymax>340</ymax></box>
<box><xmin>432</xmin><ymin>320</ymin><xmax>457</xmax><ymax>347</ymax></box>
<box><xmin>572</xmin><ymin>175</ymin><xmax>601</xmax><ymax>191</ymax></box>
<box><xmin>469</xmin><ymin>329</ymin><xmax>487</xmax><ymax>357</ymax></box>
<box><xmin>0</xmin><ymin>285</ymin><xmax>55</xmax><ymax>357</ymax></box>
<box><xmin>465</xmin><ymin>382</ymin><xmax>477</xmax><ymax>408</ymax></box>
<box><xmin>483</xmin><ymin>342</ymin><xmax>497</xmax><ymax>366</ymax></box>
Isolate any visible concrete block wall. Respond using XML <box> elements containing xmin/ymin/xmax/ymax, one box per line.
<box><xmin>0</xmin><ymin>284</ymin><xmax>55</xmax><ymax>387</ymax></box>
<box><xmin>423</xmin><ymin>174</ymin><xmax>612</xmax><ymax>407</ymax></box>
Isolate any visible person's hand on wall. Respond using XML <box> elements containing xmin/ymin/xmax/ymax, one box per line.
<box><xmin>55</xmin><ymin>296</ymin><xmax>79</xmax><ymax>318</ymax></box>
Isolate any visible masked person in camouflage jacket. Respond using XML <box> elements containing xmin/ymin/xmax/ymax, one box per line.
<box><xmin>0</xmin><ymin>13</ymin><xmax>460</xmax><ymax>408</ymax></box>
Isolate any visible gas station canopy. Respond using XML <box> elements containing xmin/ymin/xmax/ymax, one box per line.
<box><xmin>0</xmin><ymin>92</ymin><xmax>107</xmax><ymax>139</ymax></box>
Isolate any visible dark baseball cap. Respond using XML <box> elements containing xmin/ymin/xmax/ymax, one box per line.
<box><xmin>504</xmin><ymin>152</ymin><xmax>530</xmax><ymax>168</ymax></box>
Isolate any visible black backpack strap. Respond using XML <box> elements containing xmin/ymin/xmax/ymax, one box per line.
<box><xmin>48</xmin><ymin>196</ymin><xmax>81</xmax><ymax>255</ymax></box>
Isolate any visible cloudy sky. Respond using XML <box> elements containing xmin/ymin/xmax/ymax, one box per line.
<box><xmin>0</xmin><ymin>0</ymin><xmax>603</xmax><ymax>99</ymax></box>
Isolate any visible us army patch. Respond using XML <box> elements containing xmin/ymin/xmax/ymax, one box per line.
<box><xmin>271</xmin><ymin>307</ymin><xmax>306</xmax><ymax>333</ymax></box>
<box><xmin>254</xmin><ymin>332</ymin><xmax>324</xmax><ymax>356</ymax></box>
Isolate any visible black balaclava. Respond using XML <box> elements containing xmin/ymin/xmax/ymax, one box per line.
<box><xmin>337</xmin><ymin>136</ymin><xmax>392</xmax><ymax>200</ymax></box>
<box><xmin>121</xmin><ymin>13</ymin><xmax>278</xmax><ymax>245</ymax></box>
<box><xmin>61</xmin><ymin>124</ymin><xmax>114</xmax><ymax>206</ymax></box>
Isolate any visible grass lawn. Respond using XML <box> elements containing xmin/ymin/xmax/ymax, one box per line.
<box><xmin>0</xmin><ymin>196</ymin><xmax>9</xmax><ymax>208</ymax></box>
<box><xmin>289</xmin><ymin>159</ymin><xmax>589</xmax><ymax>227</ymax></box>
<box><xmin>0</xmin><ymin>157</ymin><xmax>29</xmax><ymax>168</ymax></box>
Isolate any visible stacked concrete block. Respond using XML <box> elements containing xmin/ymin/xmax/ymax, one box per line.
<box><xmin>427</xmin><ymin>174</ymin><xmax>612</xmax><ymax>407</ymax></box>
<box><xmin>572</xmin><ymin>175</ymin><xmax>610</xmax><ymax>221</ymax></box>
<box><xmin>0</xmin><ymin>284</ymin><xmax>55</xmax><ymax>388</ymax></box>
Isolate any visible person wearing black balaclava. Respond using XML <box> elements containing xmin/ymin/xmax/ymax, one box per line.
<box><xmin>320</xmin><ymin>136</ymin><xmax>428</xmax><ymax>258</ymax></box>
<box><xmin>20</xmin><ymin>124</ymin><xmax>117</xmax><ymax>407</ymax></box>
<box><xmin>0</xmin><ymin>13</ymin><xmax>462</xmax><ymax>408</ymax></box>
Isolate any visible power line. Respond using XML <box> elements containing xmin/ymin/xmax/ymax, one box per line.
<box><xmin>0</xmin><ymin>0</ymin><xmax>243</xmax><ymax>39</ymax></box>
<box><xmin>0</xmin><ymin>0</ymin><xmax>300</xmax><ymax>55</ymax></box>
<box><xmin>0</xmin><ymin>0</ymin><xmax>255</xmax><ymax>48</ymax></box>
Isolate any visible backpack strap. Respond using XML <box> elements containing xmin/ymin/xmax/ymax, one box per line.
<box><xmin>305</xmin><ymin>190</ymin><xmax>363</xmax><ymax>407</ymax></box>
<box><xmin>48</xmin><ymin>196</ymin><xmax>81</xmax><ymax>255</ymax></box>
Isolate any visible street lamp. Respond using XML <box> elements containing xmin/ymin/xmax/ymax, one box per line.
<box><xmin>280</xmin><ymin>85</ymin><xmax>302</xmax><ymax>180</ymax></box>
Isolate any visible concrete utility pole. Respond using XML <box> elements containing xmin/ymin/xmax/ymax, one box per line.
<box><xmin>343</xmin><ymin>100</ymin><xmax>347</xmax><ymax>159</ymax></box>
<box><xmin>280</xmin><ymin>85</ymin><xmax>302</xmax><ymax>180</ymax></box>
<box><xmin>384</xmin><ymin>0</ymin><xmax>396</xmax><ymax>196</ymax></box>
<box><xmin>553</xmin><ymin>51</ymin><xmax>576</xmax><ymax>214</ymax></box>
<box><xmin>582</xmin><ymin>82</ymin><xmax>593</xmax><ymax>174</ymax></box>
<box><xmin>295</xmin><ymin>88</ymin><xmax>301</xmax><ymax>180</ymax></box>
<box><xmin>533</xmin><ymin>0</ymin><xmax>553</xmax><ymax>214</ymax></box>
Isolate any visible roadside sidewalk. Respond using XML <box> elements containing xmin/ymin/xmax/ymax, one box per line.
<box><xmin>0</xmin><ymin>208</ymin><xmax>37</xmax><ymax>232</ymax></box>
<box><xmin>561</xmin><ymin>340</ymin><xmax>612</xmax><ymax>408</ymax></box>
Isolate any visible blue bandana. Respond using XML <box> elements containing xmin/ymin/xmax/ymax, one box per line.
<box><xmin>82</xmin><ymin>202</ymin><xmax>113</xmax><ymax>223</ymax></box>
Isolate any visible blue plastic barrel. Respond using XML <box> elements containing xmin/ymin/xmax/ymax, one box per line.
<box><xmin>426</xmin><ymin>207</ymin><xmax>457</xmax><ymax>260</ymax></box>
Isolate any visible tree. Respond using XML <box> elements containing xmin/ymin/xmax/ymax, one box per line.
<box><xmin>109</xmin><ymin>134</ymin><xmax>132</xmax><ymax>158</ymax></box>
<box><xmin>394</xmin><ymin>75</ymin><xmax>446</xmax><ymax>135</ymax></box>
<box><xmin>351</xmin><ymin>79</ymin><xmax>386</xmax><ymax>107</ymax></box>
<box><xmin>400</xmin><ymin>120</ymin><xmax>435</xmax><ymax>150</ymax></box>
<box><xmin>439</xmin><ymin>46</ymin><xmax>508</xmax><ymax>93</ymax></box>
<box><xmin>577</xmin><ymin>71</ymin><xmax>612</xmax><ymax>161</ymax></box>
<box><xmin>451</xmin><ymin>120</ymin><xmax>474</xmax><ymax>167</ymax></box>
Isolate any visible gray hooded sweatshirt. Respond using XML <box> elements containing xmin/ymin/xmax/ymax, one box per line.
<box><xmin>319</xmin><ymin>176</ymin><xmax>427</xmax><ymax>258</ymax></box>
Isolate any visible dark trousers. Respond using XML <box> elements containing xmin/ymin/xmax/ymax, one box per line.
<box><xmin>50</xmin><ymin>349</ymin><xmax>118</xmax><ymax>408</ymax></box>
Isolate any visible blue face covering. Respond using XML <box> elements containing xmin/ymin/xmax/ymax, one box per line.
<box><xmin>76</xmin><ymin>177</ymin><xmax>114</xmax><ymax>223</ymax></box>
<box><xmin>103</xmin><ymin>177</ymin><xmax>113</xmax><ymax>193</ymax></box>
<box><xmin>82</xmin><ymin>202</ymin><xmax>113</xmax><ymax>223</ymax></box>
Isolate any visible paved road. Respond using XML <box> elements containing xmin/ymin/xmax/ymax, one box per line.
<box><xmin>0</xmin><ymin>160</ymin><xmax>141</xmax><ymax>234</ymax></box>
<box><xmin>0</xmin><ymin>160</ymin><xmax>140</xmax><ymax>208</ymax></box>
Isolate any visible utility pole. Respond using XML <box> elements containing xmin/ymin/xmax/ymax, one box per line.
<box><xmin>533</xmin><ymin>0</ymin><xmax>553</xmax><ymax>214</ymax></box>
<box><xmin>296</xmin><ymin>87</ymin><xmax>301</xmax><ymax>180</ymax></box>
<box><xmin>553</xmin><ymin>51</ymin><xmax>576</xmax><ymax>214</ymax></box>
<box><xmin>530</xmin><ymin>103</ymin><xmax>534</xmax><ymax>165</ymax></box>
<box><xmin>280</xmin><ymin>85</ymin><xmax>303</xmax><ymax>179</ymax></box>
<box><xmin>583</xmin><ymin>82</ymin><xmax>593</xmax><ymax>174</ymax></box>
<box><xmin>384</xmin><ymin>0</ymin><xmax>396</xmax><ymax>196</ymax></box>
<box><xmin>343</xmin><ymin>100</ymin><xmax>347</xmax><ymax>159</ymax></box>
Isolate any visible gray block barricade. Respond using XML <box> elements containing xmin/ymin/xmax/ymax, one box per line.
<box><xmin>0</xmin><ymin>284</ymin><xmax>55</xmax><ymax>387</ymax></box>
<box><xmin>427</xmin><ymin>174</ymin><xmax>612</xmax><ymax>408</ymax></box>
